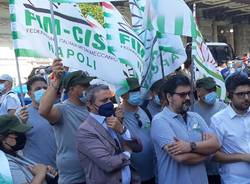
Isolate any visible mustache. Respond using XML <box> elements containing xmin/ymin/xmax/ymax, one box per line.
<box><xmin>183</xmin><ymin>100</ymin><xmax>191</xmax><ymax>105</ymax></box>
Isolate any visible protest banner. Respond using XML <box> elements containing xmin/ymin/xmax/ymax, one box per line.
<box><xmin>9</xmin><ymin>0</ymin><xmax>142</xmax><ymax>88</ymax></box>
<box><xmin>144</xmin><ymin>0</ymin><xmax>226</xmax><ymax>99</ymax></box>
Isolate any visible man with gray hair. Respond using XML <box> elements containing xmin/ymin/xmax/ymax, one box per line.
<box><xmin>0</xmin><ymin>74</ymin><xmax>21</xmax><ymax>115</ymax></box>
<box><xmin>76</xmin><ymin>84</ymin><xmax>141</xmax><ymax>184</ymax></box>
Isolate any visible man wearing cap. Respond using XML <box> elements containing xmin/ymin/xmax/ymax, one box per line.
<box><xmin>39</xmin><ymin>59</ymin><xmax>95</xmax><ymax>184</ymax></box>
<box><xmin>0</xmin><ymin>114</ymin><xmax>57</xmax><ymax>184</ymax></box>
<box><xmin>0</xmin><ymin>74</ymin><xmax>21</xmax><ymax>115</ymax></box>
<box><xmin>210</xmin><ymin>73</ymin><xmax>250</xmax><ymax>184</ymax></box>
<box><xmin>194</xmin><ymin>77</ymin><xmax>226</xmax><ymax>126</ymax></box>
<box><xmin>194</xmin><ymin>77</ymin><xmax>226</xmax><ymax>184</ymax></box>
<box><xmin>120</xmin><ymin>78</ymin><xmax>156</xmax><ymax>184</ymax></box>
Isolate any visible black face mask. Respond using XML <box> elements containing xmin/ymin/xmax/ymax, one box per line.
<box><xmin>96</xmin><ymin>102</ymin><xmax>115</xmax><ymax>117</ymax></box>
<box><xmin>9</xmin><ymin>133</ymin><xmax>27</xmax><ymax>152</ymax></box>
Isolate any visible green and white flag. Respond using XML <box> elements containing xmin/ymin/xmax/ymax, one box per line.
<box><xmin>129</xmin><ymin>0</ymin><xmax>186</xmax><ymax>92</ymax></box>
<box><xmin>192</xmin><ymin>31</ymin><xmax>226</xmax><ymax>99</ymax></box>
<box><xmin>9</xmin><ymin>0</ymin><xmax>141</xmax><ymax>87</ymax></box>
<box><xmin>145</xmin><ymin>0</ymin><xmax>197</xmax><ymax>38</ymax></box>
<box><xmin>101</xmin><ymin>2</ymin><xmax>144</xmax><ymax>95</ymax></box>
<box><xmin>145</xmin><ymin>0</ymin><xmax>226</xmax><ymax>99</ymax></box>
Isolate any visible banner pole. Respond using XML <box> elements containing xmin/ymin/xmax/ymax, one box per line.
<box><xmin>159</xmin><ymin>49</ymin><xmax>165</xmax><ymax>79</ymax></box>
<box><xmin>15</xmin><ymin>56</ymin><xmax>25</xmax><ymax>106</ymax></box>
<box><xmin>190</xmin><ymin>3</ymin><xmax>196</xmax><ymax>111</ymax></box>
<box><xmin>49</xmin><ymin>1</ymin><xmax>59</xmax><ymax>58</ymax></box>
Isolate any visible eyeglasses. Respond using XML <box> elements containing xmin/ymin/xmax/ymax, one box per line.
<box><xmin>173</xmin><ymin>91</ymin><xmax>191</xmax><ymax>98</ymax></box>
<box><xmin>134</xmin><ymin>113</ymin><xmax>143</xmax><ymax>128</ymax></box>
<box><xmin>233</xmin><ymin>91</ymin><xmax>250</xmax><ymax>98</ymax></box>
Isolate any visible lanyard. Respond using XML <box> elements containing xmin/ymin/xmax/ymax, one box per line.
<box><xmin>0</xmin><ymin>150</ymin><xmax>14</xmax><ymax>184</ymax></box>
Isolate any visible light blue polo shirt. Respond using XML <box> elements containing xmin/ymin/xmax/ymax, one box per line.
<box><xmin>123</xmin><ymin>107</ymin><xmax>155</xmax><ymax>181</ymax></box>
<box><xmin>151</xmin><ymin>106</ymin><xmax>209</xmax><ymax>184</ymax></box>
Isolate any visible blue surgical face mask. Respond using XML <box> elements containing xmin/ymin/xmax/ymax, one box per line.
<box><xmin>153</xmin><ymin>95</ymin><xmax>161</xmax><ymax>105</ymax></box>
<box><xmin>128</xmin><ymin>91</ymin><xmax>143</xmax><ymax>106</ymax></box>
<box><xmin>98</xmin><ymin>102</ymin><xmax>115</xmax><ymax>117</ymax></box>
<box><xmin>203</xmin><ymin>91</ymin><xmax>217</xmax><ymax>105</ymax></box>
<box><xmin>0</xmin><ymin>83</ymin><xmax>5</xmax><ymax>93</ymax></box>
<box><xmin>34</xmin><ymin>89</ymin><xmax>46</xmax><ymax>104</ymax></box>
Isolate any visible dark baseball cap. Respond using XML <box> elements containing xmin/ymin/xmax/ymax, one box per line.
<box><xmin>62</xmin><ymin>71</ymin><xmax>96</xmax><ymax>91</ymax></box>
<box><xmin>126</xmin><ymin>77</ymin><xmax>140</xmax><ymax>92</ymax></box>
<box><xmin>196</xmin><ymin>77</ymin><xmax>217</xmax><ymax>90</ymax></box>
<box><xmin>0</xmin><ymin>115</ymin><xmax>32</xmax><ymax>134</ymax></box>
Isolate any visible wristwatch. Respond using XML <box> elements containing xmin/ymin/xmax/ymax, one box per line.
<box><xmin>190</xmin><ymin>142</ymin><xmax>197</xmax><ymax>152</ymax></box>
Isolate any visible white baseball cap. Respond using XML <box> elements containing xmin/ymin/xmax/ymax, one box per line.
<box><xmin>0</xmin><ymin>74</ymin><xmax>13</xmax><ymax>83</ymax></box>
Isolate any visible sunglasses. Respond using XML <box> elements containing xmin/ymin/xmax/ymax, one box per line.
<box><xmin>134</xmin><ymin>113</ymin><xmax>143</xmax><ymax>128</ymax></box>
<box><xmin>173</xmin><ymin>91</ymin><xmax>191</xmax><ymax>98</ymax></box>
<box><xmin>233</xmin><ymin>91</ymin><xmax>250</xmax><ymax>99</ymax></box>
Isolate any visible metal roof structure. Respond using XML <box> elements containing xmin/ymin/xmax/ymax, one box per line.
<box><xmin>186</xmin><ymin>0</ymin><xmax>250</xmax><ymax>23</ymax></box>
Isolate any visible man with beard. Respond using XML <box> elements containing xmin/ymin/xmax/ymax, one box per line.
<box><xmin>210</xmin><ymin>73</ymin><xmax>250</xmax><ymax>184</ymax></box>
<box><xmin>151</xmin><ymin>74</ymin><xmax>220</xmax><ymax>184</ymax></box>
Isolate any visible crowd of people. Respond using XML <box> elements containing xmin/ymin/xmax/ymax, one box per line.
<box><xmin>0</xmin><ymin>58</ymin><xmax>250</xmax><ymax>184</ymax></box>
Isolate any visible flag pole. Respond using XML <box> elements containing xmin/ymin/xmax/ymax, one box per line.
<box><xmin>159</xmin><ymin>48</ymin><xmax>165</xmax><ymax>79</ymax></box>
<box><xmin>190</xmin><ymin>3</ymin><xmax>196</xmax><ymax>111</ymax></box>
<box><xmin>15</xmin><ymin>56</ymin><xmax>25</xmax><ymax>106</ymax></box>
<box><xmin>49</xmin><ymin>1</ymin><xmax>59</xmax><ymax>58</ymax></box>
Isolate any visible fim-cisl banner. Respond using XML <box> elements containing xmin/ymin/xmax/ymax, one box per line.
<box><xmin>9</xmin><ymin>0</ymin><xmax>144</xmax><ymax>86</ymax></box>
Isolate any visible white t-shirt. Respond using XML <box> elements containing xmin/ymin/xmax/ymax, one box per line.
<box><xmin>0</xmin><ymin>91</ymin><xmax>21</xmax><ymax>115</ymax></box>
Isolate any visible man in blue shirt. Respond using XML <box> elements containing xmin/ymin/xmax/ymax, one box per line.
<box><xmin>151</xmin><ymin>74</ymin><xmax>220</xmax><ymax>184</ymax></box>
<box><xmin>21</xmin><ymin>76</ymin><xmax>57</xmax><ymax>168</ymax></box>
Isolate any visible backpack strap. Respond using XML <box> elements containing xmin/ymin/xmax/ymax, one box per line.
<box><xmin>139</xmin><ymin>105</ymin><xmax>152</xmax><ymax>122</ymax></box>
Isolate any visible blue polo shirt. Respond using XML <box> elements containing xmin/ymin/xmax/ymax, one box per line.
<box><xmin>151</xmin><ymin>106</ymin><xmax>209</xmax><ymax>184</ymax></box>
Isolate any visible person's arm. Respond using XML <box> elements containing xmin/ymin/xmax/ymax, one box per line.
<box><xmin>214</xmin><ymin>151</ymin><xmax>250</xmax><ymax>163</ymax></box>
<box><xmin>163</xmin><ymin>144</ymin><xmax>207</xmax><ymax>165</ymax></box>
<box><xmin>76</xmin><ymin>128</ymin><xmax>131</xmax><ymax>173</ymax></box>
<box><xmin>167</xmin><ymin>133</ymin><xmax>220</xmax><ymax>156</ymax></box>
<box><xmin>28</xmin><ymin>164</ymin><xmax>47</xmax><ymax>184</ymax></box>
<box><xmin>38</xmin><ymin>59</ymin><xmax>63</xmax><ymax>124</ymax></box>
<box><xmin>194</xmin><ymin>133</ymin><xmax>220</xmax><ymax>155</ymax></box>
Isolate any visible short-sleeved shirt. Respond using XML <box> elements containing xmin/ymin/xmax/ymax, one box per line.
<box><xmin>151</xmin><ymin>107</ymin><xmax>209</xmax><ymax>184</ymax></box>
<box><xmin>123</xmin><ymin>107</ymin><xmax>155</xmax><ymax>181</ymax></box>
<box><xmin>54</xmin><ymin>99</ymin><xmax>89</xmax><ymax>184</ymax></box>
<box><xmin>22</xmin><ymin>105</ymin><xmax>57</xmax><ymax>168</ymax></box>
<box><xmin>193</xmin><ymin>100</ymin><xmax>227</xmax><ymax>126</ymax></box>
<box><xmin>6</xmin><ymin>154</ymin><xmax>47</xmax><ymax>184</ymax></box>
<box><xmin>211</xmin><ymin>105</ymin><xmax>250</xmax><ymax>184</ymax></box>
<box><xmin>193</xmin><ymin>100</ymin><xmax>227</xmax><ymax>175</ymax></box>
<box><xmin>0</xmin><ymin>91</ymin><xmax>21</xmax><ymax>115</ymax></box>
<box><xmin>147</xmin><ymin>100</ymin><xmax>161</xmax><ymax>117</ymax></box>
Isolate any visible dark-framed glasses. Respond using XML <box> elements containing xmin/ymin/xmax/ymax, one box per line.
<box><xmin>233</xmin><ymin>91</ymin><xmax>250</xmax><ymax>98</ymax></box>
<box><xmin>173</xmin><ymin>91</ymin><xmax>191</xmax><ymax>98</ymax></box>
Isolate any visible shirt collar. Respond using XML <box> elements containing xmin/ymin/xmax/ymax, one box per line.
<box><xmin>227</xmin><ymin>104</ymin><xmax>250</xmax><ymax>119</ymax></box>
<box><xmin>89</xmin><ymin>112</ymin><xmax>106</xmax><ymax>125</ymax></box>
<box><xmin>163</xmin><ymin>106</ymin><xmax>178</xmax><ymax>118</ymax></box>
